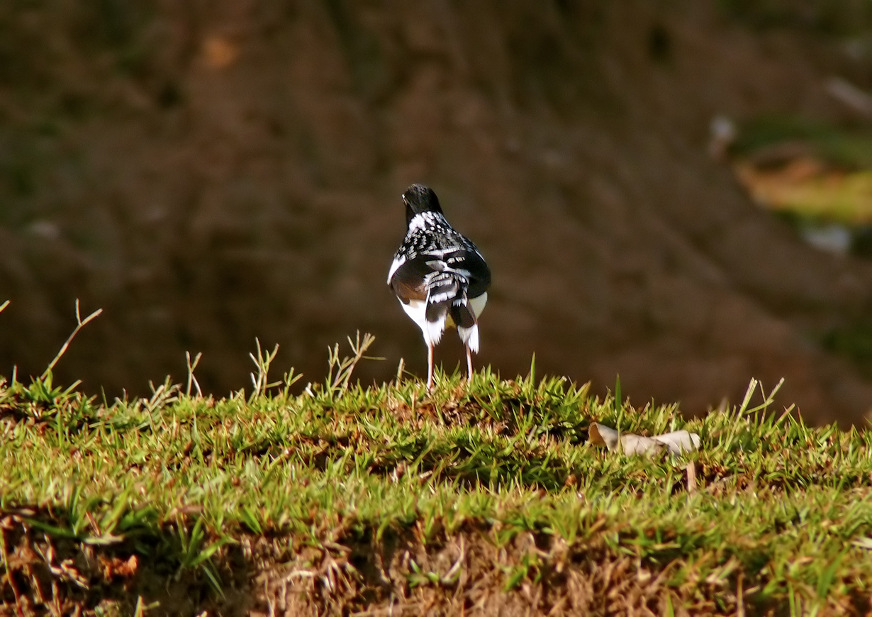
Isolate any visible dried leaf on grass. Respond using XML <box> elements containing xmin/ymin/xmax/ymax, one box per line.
<box><xmin>589</xmin><ymin>423</ymin><xmax>700</xmax><ymax>456</ymax></box>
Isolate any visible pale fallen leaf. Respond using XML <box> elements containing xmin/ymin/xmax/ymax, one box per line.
<box><xmin>620</xmin><ymin>434</ymin><xmax>666</xmax><ymax>456</ymax></box>
<box><xmin>589</xmin><ymin>423</ymin><xmax>700</xmax><ymax>457</ymax></box>
<box><xmin>652</xmin><ymin>430</ymin><xmax>701</xmax><ymax>454</ymax></box>
<box><xmin>589</xmin><ymin>422</ymin><xmax>619</xmax><ymax>450</ymax></box>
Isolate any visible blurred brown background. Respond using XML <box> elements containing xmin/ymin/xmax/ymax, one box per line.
<box><xmin>2</xmin><ymin>1</ymin><xmax>872</xmax><ymax>424</ymax></box>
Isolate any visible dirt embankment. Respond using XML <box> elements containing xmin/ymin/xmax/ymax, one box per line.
<box><xmin>1</xmin><ymin>2</ymin><xmax>871</xmax><ymax>423</ymax></box>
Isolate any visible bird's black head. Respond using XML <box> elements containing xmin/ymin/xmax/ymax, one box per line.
<box><xmin>403</xmin><ymin>184</ymin><xmax>443</xmax><ymax>225</ymax></box>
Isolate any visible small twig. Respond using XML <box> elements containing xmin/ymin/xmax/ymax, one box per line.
<box><xmin>738</xmin><ymin>377</ymin><xmax>785</xmax><ymax>416</ymax></box>
<box><xmin>249</xmin><ymin>338</ymin><xmax>280</xmax><ymax>400</ymax></box>
<box><xmin>686</xmin><ymin>461</ymin><xmax>697</xmax><ymax>494</ymax></box>
<box><xmin>186</xmin><ymin>351</ymin><xmax>203</xmax><ymax>397</ymax></box>
<box><xmin>340</xmin><ymin>332</ymin><xmax>376</xmax><ymax>391</ymax></box>
<box><xmin>145</xmin><ymin>378</ymin><xmax>180</xmax><ymax>413</ymax></box>
<box><xmin>327</xmin><ymin>332</ymin><xmax>380</xmax><ymax>393</ymax></box>
<box><xmin>441</xmin><ymin>535</ymin><xmax>465</xmax><ymax>584</ymax></box>
<box><xmin>396</xmin><ymin>357</ymin><xmax>405</xmax><ymax>384</ymax></box>
<box><xmin>41</xmin><ymin>299</ymin><xmax>103</xmax><ymax>379</ymax></box>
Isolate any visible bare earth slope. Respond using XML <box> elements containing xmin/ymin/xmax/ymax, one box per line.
<box><xmin>1</xmin><ymin>2</ymin><xmax>871</xmax><ymax>423</ymax></box>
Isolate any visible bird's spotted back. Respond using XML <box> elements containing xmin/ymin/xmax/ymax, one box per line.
<box><xmin>398</xmin><ymin>211</ymin><xmax>481</xmax><ymax>262</ymax></box>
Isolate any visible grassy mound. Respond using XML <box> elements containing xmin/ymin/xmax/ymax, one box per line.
<box><xmin>2</xmin><ymin>331</ymin><xmax>872</xmax><ymax>616</ymax></box>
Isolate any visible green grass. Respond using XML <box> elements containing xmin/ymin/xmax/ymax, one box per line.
<box><xmin>2</xmin><ymin>330</ymin><xmax>872</xmax><ymax>614</ymax></box>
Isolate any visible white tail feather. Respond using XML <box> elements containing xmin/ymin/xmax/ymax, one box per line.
<box><xmin>424</xmin><ymin>315</ymin><xmax>447</xmax><ymax>346</ymax></box>
<box><xmin>458</xmin><ymin>323</ymin><xmax>480</xmax><ymax>353</ymax></box>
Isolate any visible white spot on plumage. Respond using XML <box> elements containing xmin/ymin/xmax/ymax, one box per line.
<box><xmin>459</xmin><ymin>293</ymin><xmax>487</xmax><ymax>352</ymax></box>
<box><xmin>459</xmin><ymin>323</ymin><xmax>479</xmax><ymax>353</ymax></box>
<box><xmin>408</xmin><ymin>211</ymin><xmax>449</xmax><ymax>235</ymax></box>
<box><xmin>387</xmin><ymin>254</ymin><xmax>405</xmax><ymax>284</ymax></box>
<box><xmin>425</xmin><ymin>314</ymin><xmax>447</xmax><ymax>347</ymax></box>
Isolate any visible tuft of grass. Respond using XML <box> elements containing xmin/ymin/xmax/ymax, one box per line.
<box><xmin>1</xmin><ymin>325</ymin><xmax>872</xmax><ymax>614</ymax></box>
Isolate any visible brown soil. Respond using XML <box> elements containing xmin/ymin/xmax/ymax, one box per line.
<box><xmin>1</xmin><ymin>3</ymin><xmax>872</xmax><ymax>424</ymax></box>
<box><xmin>0</xmin><ymin>511</ymin><xmax>830</xmax><ymax>617</ymax></box>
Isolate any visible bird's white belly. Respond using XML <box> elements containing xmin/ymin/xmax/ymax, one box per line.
<box><xmin>400</xmin><ymin>299</ymin><xmax>428</xmax><ymax>334</ymax></box>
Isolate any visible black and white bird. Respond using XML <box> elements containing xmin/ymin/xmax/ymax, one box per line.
<box><xmin>388</xmin><ymin>184</ymin><xmax>491</xmax><ymax>390</ymax></box>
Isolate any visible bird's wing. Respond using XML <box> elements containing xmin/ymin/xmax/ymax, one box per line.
<box><xmin>434</xmin><ymin>244</ymin><xmax>491</xmax><ymax>298</ymax></box>
<box><xmin>389</xmin><ymin>219</ymin><xmax>491</xmax><ymax>297</ymax></box>
<box><xmin>388</xmin><ymin>253</ymin><xmax>431</xmax><ymax>305</ymax></box>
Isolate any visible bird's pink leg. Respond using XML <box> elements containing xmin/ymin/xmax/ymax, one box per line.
<box><xmin>427</xmin><ymin>343</ymin><xmax>435</xmax><ymax>391</ymax></box>
<box><xmin>466</xmin><ymin>345</ymin><xmax>474</xmax><ymax>382</ymax></box>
